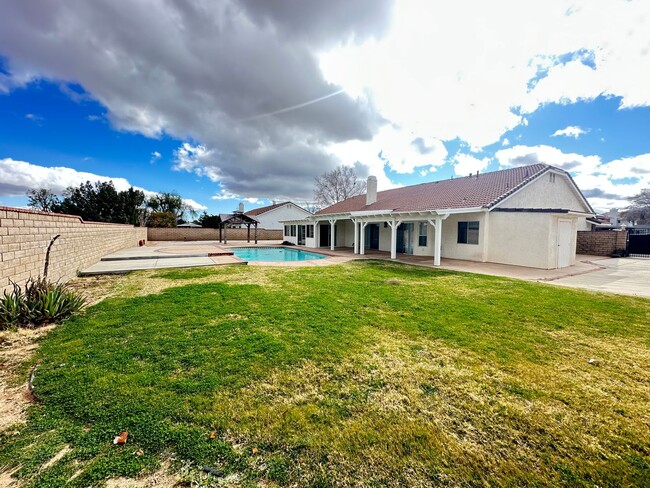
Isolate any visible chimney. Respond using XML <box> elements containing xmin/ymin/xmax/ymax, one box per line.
<box><xmin>609</xmin><ymin>208</ymin><xmax>618</xmax><ymax>227</ymax></box>
<box><xmin>238</xmin><ymin>202</ymin><xmax>244</xmax><ymax>213</ymax></box>
<box><xmin>366</xmin><ymin>176</ymin><xmax>377</xmax><ymax>205</ymax></box>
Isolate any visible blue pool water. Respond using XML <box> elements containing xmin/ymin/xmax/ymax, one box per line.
<box><xmin>232</xmin><ymin>247</ymin><xmax>326</xmax><ymax>262</ymax></box>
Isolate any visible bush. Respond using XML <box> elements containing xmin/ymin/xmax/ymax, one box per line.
<box><xmin>0</xmin><ymin>277</ymin><xmax>86</xmax><ymax>330</ymax></box>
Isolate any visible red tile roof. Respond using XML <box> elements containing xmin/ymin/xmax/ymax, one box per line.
<box><xmin>245</xmin><ymin>202</ymin><xmax>291</xmax><ymax>216</ymax></box>
<box><xmin>316</xmin><ymin>164</ymin><xmax>552</xmax><ymax>215</ymax></box>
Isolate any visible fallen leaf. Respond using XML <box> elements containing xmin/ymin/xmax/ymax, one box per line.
<box><xmin>113</xmin><ymin>431</ymin><xmax>128</xmax><ymax>445</ymax></box>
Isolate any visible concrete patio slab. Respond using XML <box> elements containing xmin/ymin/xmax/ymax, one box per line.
<box><xmin>549</xmin><ymin>257</ymin><xmax>650</xmax><ymax>298</ymax></box>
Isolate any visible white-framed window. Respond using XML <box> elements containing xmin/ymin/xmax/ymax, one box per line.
<box><xmin>458</xmin><ymin>221</ymin><xmax>479</xmax><ymax>244</ymax></box>
<box><xmin>290</xmin><ymin>225</ymin><xmax>297</xmax><ymax>237</ymax></box>
<box><xmin>306</xmin><ymin>225</ymin><xmax>314</xmax><ymax>238</ymax></box>
<box><xmin>284</xmin><ymin>225</ymin><xmax>290</xmax><ymax>236</ymax></box>
<box><xmin>418</xmin><ymin>222</ymin><xmax>427</xmax><ymax>246</ymax></box>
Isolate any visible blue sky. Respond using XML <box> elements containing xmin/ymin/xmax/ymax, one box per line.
<box><xmin>1</xmin><ymin>1</ymin><xmax>649</xmax><ymax>215</ymax></box>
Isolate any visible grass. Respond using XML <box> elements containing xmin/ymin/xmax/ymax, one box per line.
<box><xmin>1</xmin><ymin>260</ymin><xmax>649</xmax><ymax>486</ymax></box>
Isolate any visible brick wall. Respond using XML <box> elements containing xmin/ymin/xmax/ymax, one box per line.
<box><xmin>576</xmin><ymin>230</ymin><xmax>628</xmax><ymax>256</ymax></box>
<box><xmin>147</xmin><ymin>227</ymin><xmax>282</xmax><ymax>241</ymax></box>
<box><xmin>0</xmin><ymin>206</ymin><xmax>147</xmax><ymax>291</ymax></box>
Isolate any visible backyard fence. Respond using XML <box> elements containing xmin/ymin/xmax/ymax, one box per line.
<box><xmin>576</xmin><ymin>230</ymin><xmax>628</xmax><ymax>256</ymax></box>
<box><xmin>0</xmin><ymin>206</ymin><xmax>146</xmax><ymax>292</ymax></box>
<box><xmin>147</xmin><ymin>227</ymin><xmax>282</xmax><ymax>241</ymax></box>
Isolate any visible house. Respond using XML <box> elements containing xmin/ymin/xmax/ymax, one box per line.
<box><xmin>282</xmin><ymin>164</ymin><xmax>595</xmax><ymax>269</ymax></box>
<box><xmin>244</xmin><ymin>201</ymin><xmax>312</xmax><ymax>230</ymax></box>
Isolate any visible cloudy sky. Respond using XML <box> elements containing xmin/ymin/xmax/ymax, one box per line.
<box><xmin>0</xmin><ymin>0</ymin><xmax>648</xmax><ymax>214</ymax></box>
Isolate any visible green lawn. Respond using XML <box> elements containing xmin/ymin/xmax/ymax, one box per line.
<box><xmin>1</xmin><ymin>261</ymin><xmax>649</xmax><ymax>487</ymax></box>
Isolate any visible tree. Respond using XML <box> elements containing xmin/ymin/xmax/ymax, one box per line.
<box><xmin>28</xmin><ymin>181</ymin><xmax>147</xmax><ymax>225</ymax></box>
<box><xmin>314</xmin><ymin>166</ymin><xmax>366</xmax><ymax>207</ymax></box>
<box><xmin>147</xmin><ymin>211</ymin><xmax>177</xmax><ymax>228</ymax></box>
<box><xmin>622</xmin><ymin>189</ymin><xmax>650</xmax><ymax>224</ymax></box>
<box><xmin>147</xmin><ymin>192</ymin><xmax>183</xmax><ymax>215</ymax></box>
<box><xmin>196</xmin><ymin>212</ymin><xmax>221</xmax><ymax>228</ymax></box>
<box><xmin>27</xmin><ymin>189</ymin><xmax>60</xmax><ymax>212</ymax></box>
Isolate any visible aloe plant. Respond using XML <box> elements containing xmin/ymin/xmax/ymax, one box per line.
<box><xmin>0</xmin><ymin>276</ymin><xmax>85</xmax><ymax>329</ymax></box>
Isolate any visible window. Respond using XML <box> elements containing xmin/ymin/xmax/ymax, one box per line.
<box><xmin>458</xmin><ymin>221</ymin><xmax>479</xmax><ymax>244</ymax></box>
<box><xmin>290</xmin><ymin>225</ymin><xmax>297</xmax><ymax>237</ymax></box>
<box><xmin>549</xmin><ymin>173</ymin><xmax>556</xmax><ymax>183</ymax></box>
<box><xmin>306</xmin><ymin>225</ymin><xmax>314</xmax><ymax>238</ymax></box>
<box><xmin>284</xmin><ymin>225</ymin><xmax>290</xmax><ymax>236</ymax></box>
<box><xmin>418</xmin><ymin>222</ymin><xmax>427</xmax><ymax>246</ymax></box>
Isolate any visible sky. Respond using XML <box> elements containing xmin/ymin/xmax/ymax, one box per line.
<box><xmin>0</xmin><ymin>0</ymin><xmax>649</xmax><ymax>215</ymax></box>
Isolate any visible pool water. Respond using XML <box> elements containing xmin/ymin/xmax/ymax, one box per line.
<box><xmin>232</xmin><ymin>247</ymin><xmax>326</xmax><ymax>262</ymax></box>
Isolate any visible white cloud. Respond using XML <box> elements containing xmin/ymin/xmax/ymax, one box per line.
<box><xmin>552</xmin><ymin>126</ymin><xmax>588</xmax><ymax>138</ymax></box>
<box><xmin>0</xmin><ymin>157</ymin><xmax>206</xmax><ymax>210</ymax></box>
<box><xmin>211</xmin><ymin>189</ymin><xmax>262</xmax><ymax>205</ymax></box>
<box><xmin>453</xmin><ymin>153</ymin><xmax>490</xmax><ymax>176</ymax></box>
<box><xmin>150</xmin><ymin>151</ymin><xmax>161</xmax><ymax>163</ymax></box>
<box><xmin>502</xmin><ymin>138</ymin><xmax>510</xmax><ymax>147</ymax></box>
<box><xmin>182</xmin><ymin>198</ymin><xmax>208</xmax><ymax>211</ymax></box>
<box><xmin>322</xmin><ymin>0</ymin><xmax>650</xmax><ymax>149</ymax></box>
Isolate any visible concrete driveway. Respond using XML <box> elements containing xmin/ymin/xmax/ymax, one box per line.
<box><xmin>550</xmin><ymin>257</ymin><xmax>650</xmax><ymax>298</ymax></box>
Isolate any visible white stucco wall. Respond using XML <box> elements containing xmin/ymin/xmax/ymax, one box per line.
<box><xmin>254</xmin><ymin>203</ymin><xmax>312</xmax><ymax>230</ymax></box>
<box><xmin>497</xmin><ymin>172</ymin><xmax>590</xmax><ymax>211</ymax></box>
<box><xmin>486</xmin><ymin>212</ymin><xmax>580</xmax><ymax>268</ymax></box>
<box><xmin>439</xmin><ymin>212</ymin><xmax>487</xmax><ymax>261</ymax></box>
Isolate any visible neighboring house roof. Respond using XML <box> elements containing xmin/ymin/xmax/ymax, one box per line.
<box><xmin>245</xmin><ymin>201</ymin><xmax>311</xmax><ymax>216</ymax></box>
<box><xmin>177</xmin><ymin>222</ymin><xmax>202</xmax><ymax>227</ymax></box>
<box><xmin>245</xmin><ymin>202</ymin><xmax>291</xmax><ymax>216</ymax></box>
<box><xmin>316</xmin><ymin>164</ymin><xmax>593</xmax><ymax>215</ymax></box>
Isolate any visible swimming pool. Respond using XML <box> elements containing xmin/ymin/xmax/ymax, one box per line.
<box><xmin>232</xmin><ymin>247</ymin><xmax>327</xmax><ymax>262</ymax></box>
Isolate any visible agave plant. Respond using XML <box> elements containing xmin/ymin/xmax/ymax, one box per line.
<box><xmin>0</xmin><ymin>277</ymin><xmax>86</xmax><ymax>330</ymax></box>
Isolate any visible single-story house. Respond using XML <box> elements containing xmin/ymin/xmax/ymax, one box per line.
<box><xmin>282</xmin><ymin>164</ymin><xmax>595</xmax><ymax>269</ymax></box>
<box><xmin>244</xmin><ymin>201</ymin><xmax>312</xmax><ymax>230</ymax></box>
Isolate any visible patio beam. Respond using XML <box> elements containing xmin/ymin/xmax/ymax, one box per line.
<box><xmin>328</xmin><ymin>219</ymin><xmax>337</xmax><ymax>251</ymax></box>
<box><xmin>387</xmin><ymin>219</ymin><xmax>402</xmax><ymax>259</ymax></box>
<box><xmin>428</xmin><ymin>214</ymin><xmax>449</xmax><ymax>266</ymax></box>
<box><xmin>359</xmin><ymin>220</ymin><xmax>368</xmax><ymax>255</ymax></box>
<box><xmin>353</xmin><ymin>219</ymin><xmax>359</xmax><ymax>254</ymax></box>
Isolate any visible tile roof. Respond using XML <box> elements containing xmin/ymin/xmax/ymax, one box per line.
<box><xmin>316</xmin><ymin>164</ymin><xmax>552</xmax><ymax>215</ymax></box>
<box><xmin>245</xmin><ymin>201</ymin><xmax>291</xmax><ymax>216</ymax></box>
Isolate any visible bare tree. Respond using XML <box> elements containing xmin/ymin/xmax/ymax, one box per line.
<box><xmin>314</xmin><ymin>166</ymin><xmax>366</xmax><ymax>207</ymax></box>
<box><xmin>26</xmin><ymin>188</ymin><xmax>60</xmax><ymax>212</ymax></box>
<box><xmin>622</xmin><ymin>189</ymin><xmax>650</xmax><ymax>224</ymax></box>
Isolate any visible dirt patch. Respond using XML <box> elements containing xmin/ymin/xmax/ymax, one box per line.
<box><xmin>0</xmin><ymin>327</ymin><xmax>53</xmax><ymax>431</ymax></box>
<box><xmin>105</xmin><ymin>461</ymin><xmax>179</xmax><ymax>488</ymax></box>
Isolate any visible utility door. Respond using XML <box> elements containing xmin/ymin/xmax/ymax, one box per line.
<box><xmin>556</xmin><ymin>220</ymin><xmax>572</xmax><ymax>268</ymax></box>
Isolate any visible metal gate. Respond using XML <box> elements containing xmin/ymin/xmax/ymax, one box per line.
<box><xmin>628</xmin><ymin>228</ymin><xmax>650</xmax><ymax>258</ymax></box>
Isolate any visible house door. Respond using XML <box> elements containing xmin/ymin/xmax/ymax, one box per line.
<box><xmin>365</xmin><ymin>224</ymin><xmax>380</xmax><ymax>249</ymax></box>
<box><xmin>319</xmin><ymin>224</ymin><xmax>336</xmax><ymax>247</ymax></box>
<box><xmin>557</xmin><ymin>220</ymin><xmax>572</xmax><ymax>268</ymax></box>
<box><xmin>320</xmin><ymin>224</ymin><xmax>330</xmax><ymax>247</ymax></box>
<box><xmin>396</xmin><ymin>223</ymin><xmax>414</xmax><ymax>254</ymax></box>
<box><xmin>297</xmin><ymin>225</ymin><xmax>306</xmax><ymax>246</ymax></box>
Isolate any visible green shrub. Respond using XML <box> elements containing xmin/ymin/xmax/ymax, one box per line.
<box><xmin>0</xmin><ymin>277</ymin><xmax>86</xmax><ymax>330</ymax></box>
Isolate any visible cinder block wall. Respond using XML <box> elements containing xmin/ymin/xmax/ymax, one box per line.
<box><xmin>147</xmin><ymin>227</ymin><xmax>283</xmax><ymax>241</ymax></box>
<box><xmin>576</xmin><ymin>230</ymin><xmax>628</xmax><ymax>256</ymax></box>
<box><xmin>0</xmin><ymin>206</ymin><xmax>147</xmax><ymax>291</ymax></box>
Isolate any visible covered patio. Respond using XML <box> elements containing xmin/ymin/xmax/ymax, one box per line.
<box><xmin>315</xmin><ymin>210</ymin><xmax>452</xmax><ymax>265</ymax></box>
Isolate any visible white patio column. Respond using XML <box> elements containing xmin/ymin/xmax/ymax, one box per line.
<box><xmin>353</xmin><ymin>219</ymin><xmax>359</xmax><ymax>254</ymax></box>
<box><xmin>387</xmin><ymin>219</ymin><xmax>402</xmax><ymax>259</ymax></box>
<box><xmin>328</xmin><ymin>219</ymin><xmax>337</xmax><ymax>250</ymax></box>
<box><xmin>359</xmin><ymin>221</ymin><xmax>368</xmax><ymax>255</ymax></box>
<box><xmin>433</xmin><ymin>216</ymin><xmax>443</xmax><ymax>266</ymax></box>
